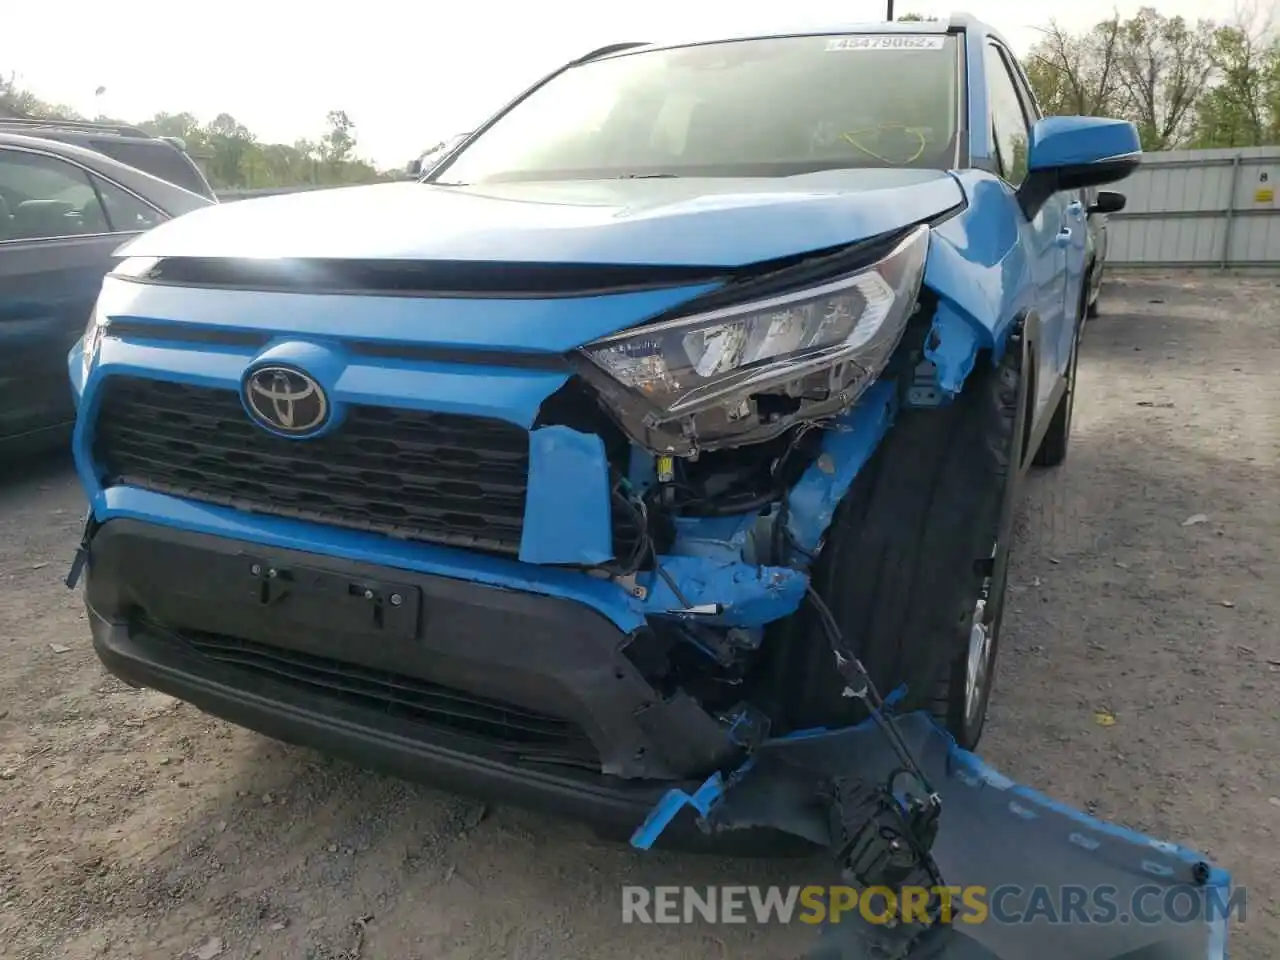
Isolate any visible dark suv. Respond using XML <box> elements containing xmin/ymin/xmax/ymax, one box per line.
<box><xmin>0</xmin><ymin>118</ymin><xmax>215</xmax><ymax>200</ymax></box>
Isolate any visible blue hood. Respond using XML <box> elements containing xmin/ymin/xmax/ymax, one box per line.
<box><xmin>120</xmin><ymin>169</ymin><xmax>964</xmax><ymax>267</ymax></box>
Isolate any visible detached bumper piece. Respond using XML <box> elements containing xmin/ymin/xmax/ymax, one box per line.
<box><xmin>635</xmin><ymin>712</ymin><xmax>1231</xmax><ymax>960</ymax></box>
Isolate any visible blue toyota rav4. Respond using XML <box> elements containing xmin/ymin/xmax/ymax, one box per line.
<box><xmin>68</xmin><ymin>16</ymin><xmax>1232</xmax><ymax>957</ymax></box>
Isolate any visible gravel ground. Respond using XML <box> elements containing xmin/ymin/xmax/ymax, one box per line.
<box><xmin>0</xmin><ymin>273</ymin><xmax>1277</xmax><ymax>959</ymax></box>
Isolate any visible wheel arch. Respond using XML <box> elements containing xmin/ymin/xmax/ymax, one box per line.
<box><xmin>930</xmin><ymin>303</ymin><xmax>1038</xmax><ymax>464</ymax></box>
<box><xmin>784</xmin><ymin>310</ymin><xmax>1032</xmax><ymax>741</ymax></box>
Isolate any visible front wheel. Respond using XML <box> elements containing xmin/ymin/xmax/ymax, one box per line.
<box><xmin>782</xmin><ymin>331</ymin><xmax>1028</xmax><ymax>750</ymax></box>
<box><xmin>1085</xmin><ymin>259</ymin><xmax>1101</xmax><ymax>320</ymax></box>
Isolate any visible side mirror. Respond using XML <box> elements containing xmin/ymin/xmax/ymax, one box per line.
<box><xmin>1089</xmin><ymin>190</ymin><xmax>1126</xmax><ymax>215</ymax></box>
<box><xmin>1017</xmin><ymin>116</ymin><xmax>1141</xmax><ymax>220</ymax></box>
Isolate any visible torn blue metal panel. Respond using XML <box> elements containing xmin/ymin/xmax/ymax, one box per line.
<box><xmin>925</xmin><ymin>174</ymin><xmax>1035</xmax><ymax>358</ymax></box>
<box><xmin>925</xmin><ymin>303</ymin><xmax>984</xmax><ymax>397</ymax></box>
<box><xmin>649</xmin><ymin>710</ymin><xmax>1232</xmax><ymax>960</ymax></box>
<box><xmin>630</xmin><ymin>768</ymin><xmax>736</xmax><ymax>850</ymax></box>
<box><xmin>519</xmin><ymin>425</ymin><xmax>613</xmax><ymax>565</ymax></box>
<box><xmin>785</xmin><ymin>381</ymin><xmax>897</xmax><ymax>554</ymax></box>
<box><xmin>626</xmin><ymin>446</ymin><xmax>656</xmax><ymax>495</ymax></box>
<box><xmin>638</xmin><ymin>555</ymin><xmax>808</xmax><ymax>626</ymax></box>
<box><xmin>671</xmin><ymin>513</ymin><xmax>759</xmax><ymax>564</ymax></box>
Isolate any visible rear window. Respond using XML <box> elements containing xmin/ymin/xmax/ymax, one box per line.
<box><xmin>89</xmin><ymin>139</ymin><xmax>213</xmax><ymax>197</ymax></box>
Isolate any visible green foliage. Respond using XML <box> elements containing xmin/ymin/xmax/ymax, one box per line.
<box><xmin>146</xmin><ymin>109</ymin><xmax>385</xmax><ymax>189</ymax></box>
<box><xmin>1114</xmin><ymin>8</ymin><xmax>1217</xmax><ymax>150</ymax></box>
<box><xmin>1</xmin><ymin>75</ymin><xmax>387</xmax><ymax>189</ymax></box>
<box><xmin>1023</xmin><ymin>16</ymin><xmax>1126</xmax><ymax>118</ymax></box>
<box><xmin>1022</xmin><ymin>8</ymin><xmax>1280</xmax><ymax>151</ymax></box>
<box><xmin>0</xmin><ymin>72</ymin><xmax>86</xmax><ymax>122</ymax></box>
<box><xmin>1190</xmin><ymin>24</ymin><xmax>1280</xmax><ymax>147</ymax></box>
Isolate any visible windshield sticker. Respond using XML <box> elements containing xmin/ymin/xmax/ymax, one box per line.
<box><xmin>826</xmin><ymin>35</ymin><xmax>946</xmax><ymax>51</ymax></box>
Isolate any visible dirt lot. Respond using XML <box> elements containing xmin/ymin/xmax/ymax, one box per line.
<box><xmin>1</xmin><ymin>273</ymin><xmax>1277</xmax><ymax>960</ymax></box>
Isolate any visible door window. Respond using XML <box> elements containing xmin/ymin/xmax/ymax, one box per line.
<box><xmin>0</xmin><ymin>149</ymin><xmax>162</xmax><ymax>241</ymax></box>
<box><xmin>983</xmin><ymin>44</ymin><xmax>1031</xmax><ymax>186</ymax></box>
<box><xmin>94</xmin><ymin>176</ymin><xmax>165</xmax><ymax>232</ymax></box>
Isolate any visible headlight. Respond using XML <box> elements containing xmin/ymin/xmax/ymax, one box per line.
<box><xmin>579</xmin><ymin>225</ymin><xmax>928</xmax><ymax>453</ymax></box>
<box><xmin>81</xmin><ymin>301</ymin><xmax>108</xmax><ymax>378</ymax></box>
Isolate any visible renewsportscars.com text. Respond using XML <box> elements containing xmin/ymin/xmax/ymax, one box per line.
<box><xmin>621</xmin><ymin>884</ymin><xmax>1244</xmax><ymax>926</ymax></box>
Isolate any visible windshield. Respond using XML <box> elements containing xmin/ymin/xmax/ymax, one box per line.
<box><xmin>433</xmin><ymin>34</ymin><xmax>960</xmax><ymax>184</ymax></box>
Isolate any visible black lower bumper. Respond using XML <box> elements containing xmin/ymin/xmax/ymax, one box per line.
<box><xmin>84</xmin><ymin>519</ymin><xmax>746</xmax><ymax>840</ymax></box>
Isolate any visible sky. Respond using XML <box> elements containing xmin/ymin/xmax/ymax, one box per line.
<box><xmin>5</xmin><ymin>0</ymin><xmax>1235</xmax><ymax>168</ymax></box>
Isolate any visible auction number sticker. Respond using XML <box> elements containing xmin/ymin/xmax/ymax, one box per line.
<box><xmin>826</xmin><ymin>35</ymin><xmax>946</xmax><ymax>51</ymax></box>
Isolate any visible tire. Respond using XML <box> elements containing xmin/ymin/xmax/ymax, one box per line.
<box><xmin>783</xmin><ymin>329</ymin><xmax>1028</xmax><ymax>750</ymax></box>
<box><xmin>1031</xmin><ymin>300</ymin><xmax>1084</xmax><ymax>468</ymax></box>
<box><xmin>1084</xmin><ymin>260</ymin><xmax>1101</xmax><ymax>319</ymax></box>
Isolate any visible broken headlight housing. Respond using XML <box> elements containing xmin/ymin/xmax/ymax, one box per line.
<box><xmin>578</xmin><ymin>225</ymin><xmax>928</xmax><ymax>455</ymax></box>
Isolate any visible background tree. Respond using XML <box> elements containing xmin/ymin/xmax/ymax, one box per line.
<box><xmin>1</xmin><ymin>72</ymin><xmax>84</xmax><ymax>121</ymax></box>
<box><xmin>1192</xmin><ymin>7</ymin><xmax>1280</xmax><ymax>147</ymax></box>
<box><xmin>0</xmin><ymin>74</ymin><xmax>388</xmax><ymax>188</ymax></box>
<box><xmin>139</xmin><ymin>111</ymin><xmax>208</xmax><ymax>150</ymax></box>
<box><xmin>202</xmin><ymin>113</ymin><xmax>256</xmax><ymax>188</ymax></box>
<box><xmin>1024</xmin><ymin>16</ymin><xmax>1126</xmax><ymax>117</ymax></box>
<box><xmin>1113</xmin><ymin>7</ymin><xmax>1217</xmax><ymax>149</ymax></box>
<box><xmin>1020</xmin><ymin>7</ymin><xmax>1273</xmax><ymax>152</ymax></box>
<box><xmin>319</xmin><ymin>110</ymin><xmax>356</xmax><ymax>165</ymax></box>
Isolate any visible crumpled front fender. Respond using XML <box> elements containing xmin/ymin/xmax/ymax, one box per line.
<box><xmin>918</xmin><ymin>172</ymin><xmax>1039</xmax><ymax>399</ymax></box>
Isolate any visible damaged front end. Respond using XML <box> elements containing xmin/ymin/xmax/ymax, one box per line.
<box><xmin>539</xmin><ymin>225</ymin><xmax>1230</xmax><ymax>955</ymax></box>
<box><xmin>75</xmin><ymin>203</ymin><xmax>1230</xmax><ymax>958</ymax></box>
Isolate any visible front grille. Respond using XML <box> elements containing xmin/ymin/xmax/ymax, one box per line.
<box><xmin>93</xmin><ymin>376</ymin><xmax>533</xmax><ymax>555</ymax></box>
<box><xmin>144</xmin><ymin>619</ymin><xmax>600</xmax><ymax>768</ymax></box>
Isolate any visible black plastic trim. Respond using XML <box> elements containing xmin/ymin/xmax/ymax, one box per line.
<box><xmin>90</xmin><ymin>604</ymin><xmax>667</xmax><ymax>830</ymax></box>
<box><xmin>84</xmin><ymin>519</ymin><xmax>739</xmax><ymax>783</ymax></box>
<box><xmin>124</xmin><ymin>256</ymin><xmax>732</xmax><ymax>300</ymax></box>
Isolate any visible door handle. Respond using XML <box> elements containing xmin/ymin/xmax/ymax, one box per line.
<box><xmin>1055</xmin><ymin>227</ymin><xmax>1072</xmax><ymax>248</ymax></box>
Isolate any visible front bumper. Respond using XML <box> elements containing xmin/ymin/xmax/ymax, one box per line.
<box><xmin>82</xmin><ymin>511</ymin><xmax>1234</xmax><ymax>959</ymax></box>
<box><xmin>85</xmin><ymin>518</ymin><xmax>758</xmax><ymax>838</ymax></box>
<box><xmin>91</xmin><ymin>606</ymin><xmax>663</xmax><ymax>831</ymax></box>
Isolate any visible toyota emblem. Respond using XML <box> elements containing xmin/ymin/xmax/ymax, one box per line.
<box><xmin>243</xmin><ymin>365</ymin><xmax>329</xmax><ymax>436</ymax></box>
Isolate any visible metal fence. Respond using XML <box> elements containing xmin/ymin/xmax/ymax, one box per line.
<box><xmin>1107</xmin><ymin>146</ymin><xmax>1280</xmax><ymax>268</ymax></box>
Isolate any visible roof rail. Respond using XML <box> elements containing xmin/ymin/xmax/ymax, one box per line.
<box><xmin>0</xmin><ymin>116</ymin><xmax>152</xmax><ymax>138</ymax></box>
<box><xmin>573</xmin><ymin>42</ymin><xmax>650</xmax><ymax>64</ymax></box>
